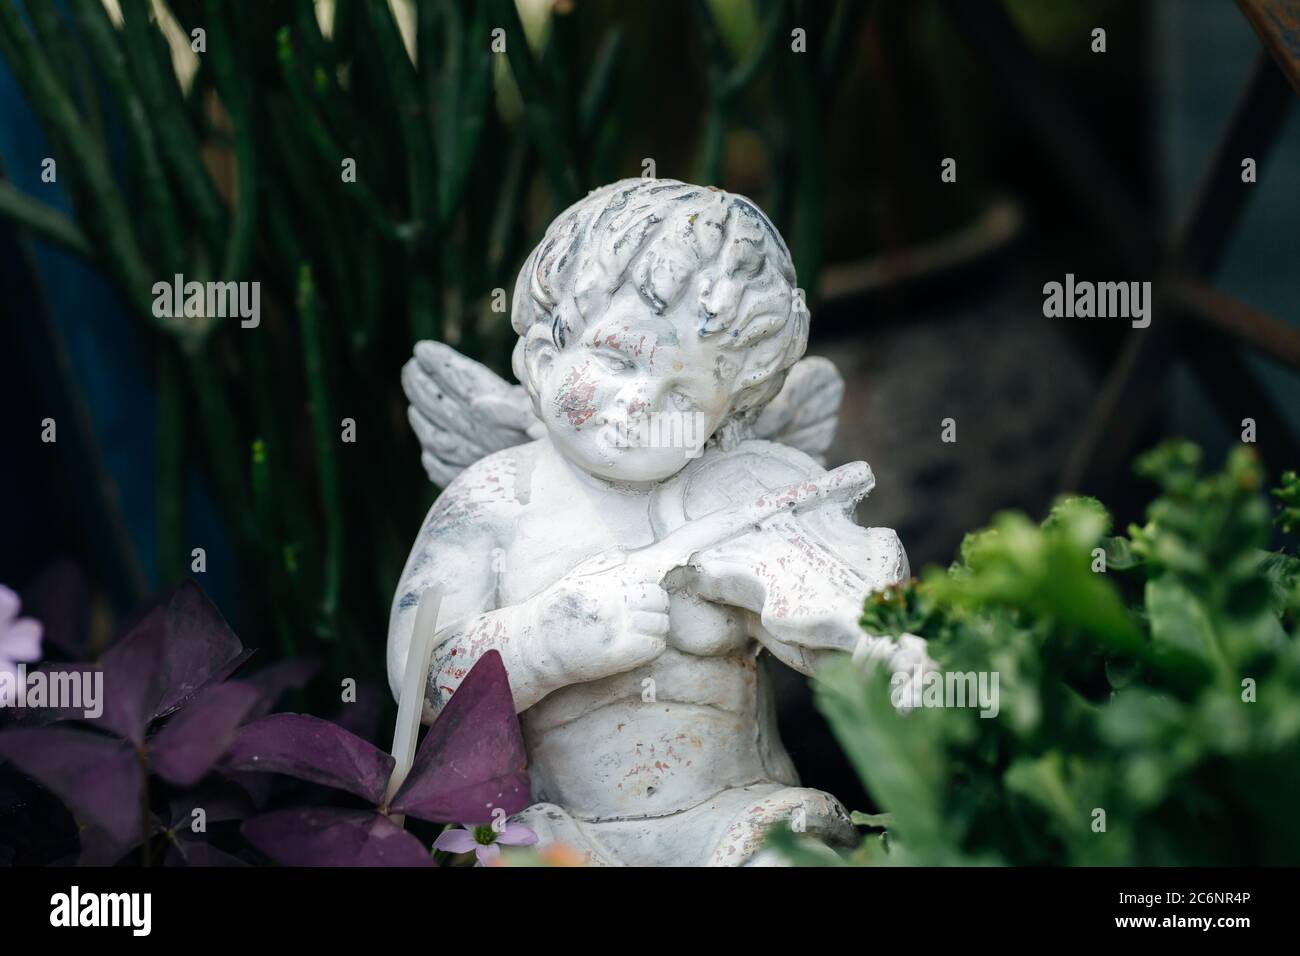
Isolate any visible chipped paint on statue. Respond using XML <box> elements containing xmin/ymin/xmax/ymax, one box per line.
<box><xmin>389</xmin><ymin>179</ymin><xmax>934</xmax><ymax>866</ymax></box>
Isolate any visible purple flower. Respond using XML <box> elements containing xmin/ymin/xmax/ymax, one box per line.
<box><xmin>434</xmin><ymin>821</ymin><xmax>538</xmax><ymax>866</ymax></box>
<box><xmin>0</xmin><ymin>585</ymin><xmax>43</xmax><ymax>707</ymax></box>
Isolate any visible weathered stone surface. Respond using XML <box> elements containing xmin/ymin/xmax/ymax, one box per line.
<box><xmin>388</xmin><ymin>179</ymin><xmax>933</xmax><ymax>865</ymax></box>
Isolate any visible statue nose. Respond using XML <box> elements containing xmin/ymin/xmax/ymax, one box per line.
<box><xmin>615</xmin><ymin>382</ymin><xmax>659</xmax><ymax>417</ymax></box>
<box><xmin>608</xmin><ymin>383</ymin><xmax>667</xmax><ymax>446</ymax></box>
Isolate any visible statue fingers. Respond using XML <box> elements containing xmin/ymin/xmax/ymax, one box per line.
<box><xmin>620</xmin><ymin>630</ymin><xmax>667</xmax><ymax>668</ymax></box>
<box><xmin>630</xmin><ymin>611</ymin><xmax>670</xmax><ymax>638</ymax></box>
<box><xmin>626</xmin><ymin>579</ymin><xmax>670</xmax><ymax>614</ymax></box>
<box><xmin>890</xmin><ymin>633</ymin><xmax>938</xmax><ymax>674</ymax></box>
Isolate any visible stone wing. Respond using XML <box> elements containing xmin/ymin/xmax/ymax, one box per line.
<box><xmin>752</xmin><ymin>356</ymin><xmax>844</xmax><ymax>464</ymax></box>
<box><xmin>402</xmin><ymin>340</ymin><xmax>544</xmax><ymax>487</ymax></box>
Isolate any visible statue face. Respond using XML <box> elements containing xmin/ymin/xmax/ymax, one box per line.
<box><xmin>536</xmin><ymin>282</ymin><xmax>737</xmax><ymax>483</ymax></box>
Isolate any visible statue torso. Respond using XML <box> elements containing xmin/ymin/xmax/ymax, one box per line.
<box><xmin>495</xmin><ymin>441</ymin><xmax>797</xmax><ymax>820</ymax></box>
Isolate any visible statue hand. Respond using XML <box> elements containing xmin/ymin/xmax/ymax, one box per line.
<box><xmin>525</xmin><ymin>563</ymin><xmax>669</xmax><ymax>686</ymax></box>
<box><xmin>852</xmin><ymin>632</ymin><xmax>939</xmax><ymax>713</ymax></box>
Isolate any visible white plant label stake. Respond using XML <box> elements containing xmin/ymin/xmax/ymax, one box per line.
<box><xmin>385</xmin><ymin>586</ymin><xmax>442</xmax><ymax>827</ymax></box>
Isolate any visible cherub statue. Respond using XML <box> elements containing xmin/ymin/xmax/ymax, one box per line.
<box><xmin>387</xmin><ymin>179</ymin><xmax>932</xmax><ymax>866</ymax></box>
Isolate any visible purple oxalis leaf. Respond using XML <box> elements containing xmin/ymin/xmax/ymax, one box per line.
<box><xmin>168</xmin><ymin>647</ymin><xmax>258</xmax><ymax>710</ymax></box>
<box><xmin>243</xmin><ymin>807</ymin><xmax>432</xmax><ymax>867</ymax></box>
<box><xmin>76</xmin><ymin>824</ymin><xmax>143</xmax><ymax>867</ymax></box>
<box><xmin>95</xmin><ymin>608</ymin><xmax>169</xmax><ymax>745</ymax></box>
<box><xmin>45</xmin><ymin>582</ymin><xmax>245</xmax><ymax>742</ymax></box>
<box><xmin>152</xmin><ymin>580</ymin><xmax>246</xmax><ymax>718</ymax></box>
<box><xmin>0</xmin><ymin>727</ymin><xmax>143</xmax><ymax>845</ymax></box>
<box><xmin>389</xmin><ymin>650</ymin><xmax>530</xmax><ymax>823</ymax></box>
<box><xmin>150</xmin><ymin>681</ymin><xmax>262</xmax><ymax>788</ymax></box>
<box><xmin>223</xmin><ymin>714</ymin><xmax>395</xmax><ymax>805</ymax></box>
<box><xmin>244</xmin><ymin>658</ymin><xmax>320</xmax><ymax>721</ymax></box>
<box><xmin>168</xmin><ymin>781</ymin><xmax>256</xmax><ymax>830</ymax></box>
<box><xmin>165</xmin><ymin>837</ymin><xmax>249</xmax><ymax>868</ymax></box>
<box><xmin>221</xmin><ymin>769</ymin><xmax>274</xmax><ymax>809</ymax></box>
<box><xmin>75</xmin><ymin>812</ymin><xmax>168</xmax><ymax>866</ymax></box>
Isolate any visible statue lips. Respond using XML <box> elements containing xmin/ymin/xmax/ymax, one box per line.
<box><xmin>566</xmin><ymin>461</ymin><xmax>876</xmax><ymax>586</ymax></box>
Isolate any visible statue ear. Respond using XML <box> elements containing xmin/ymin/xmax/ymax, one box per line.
<box><xmin>522</xmin><ymin>326</ymin><xmax>557</xmax><ymax>396</ymax></box>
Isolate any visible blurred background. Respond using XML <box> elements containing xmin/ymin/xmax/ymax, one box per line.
<box><xmin>2</xmin><ymin>0</ymin><xmax>1298</xmax><ymax>811</ymax></box>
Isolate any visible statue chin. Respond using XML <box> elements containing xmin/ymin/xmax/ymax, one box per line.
<box><xmin>556</xmin><ymin>435</ymin><xmax>700</xmax><ymax>486</ymax></box>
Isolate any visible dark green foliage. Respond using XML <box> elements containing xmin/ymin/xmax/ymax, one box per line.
<box><xmin>1276</xmin><ymin>471</ymin><xmax>1300</xmax><ymax>536</ymax></box>
<box><xmin>0</xmin><ymin>1</ymin><xmax>865</xmax><ymax>695</ymax></box>
<box><xmin>0</xmin><ymin>0</ymin><xmax>631</xmax><ymax>687</ymax></box>
<box><xmin>816</xmin><ymin>442</ymin><xmax>1300</xmax><ymax>865</ymax></box>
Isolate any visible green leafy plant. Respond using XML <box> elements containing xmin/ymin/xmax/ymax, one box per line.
<box><xmin>810</xmin><ymin>441</ymin><xmax>1300</xmax><ymax>865</ymax></box>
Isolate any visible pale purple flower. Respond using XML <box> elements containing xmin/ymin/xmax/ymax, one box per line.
<box><xmin>0</xmin><ymin>585</ymin><xmax>43</xmax><ymax>707</ymax></box>
<box><xmin>433</xmin><ymin>821</ymin><xmax>538</xmax><ymax>866</ymax></box>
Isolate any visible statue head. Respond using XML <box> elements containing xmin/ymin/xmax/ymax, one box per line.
<box><xmin>511</xmin><ymin>178</ymin><xmax>807</xmax><ymax>483</ymax></box>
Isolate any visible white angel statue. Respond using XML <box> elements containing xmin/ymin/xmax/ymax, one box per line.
<box><xmin>387</xmin><ymin>179</ymin><xmax>933</xmax><ymax>866</ymax></box>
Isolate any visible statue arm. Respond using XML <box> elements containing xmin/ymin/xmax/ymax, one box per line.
<box><xmin>685</xmin><ymin>519</ymin><xmax>914</xmax><ymax>668</ymax></box>
<box><xmin>386</xmin><ymin>483</ymin><xmax>558</xmax><ymax>721</ymax></box>
<box><xmin>420</xmin><ymin>603</ymin><xmax>562</xmax><ymax>718</ymax></box>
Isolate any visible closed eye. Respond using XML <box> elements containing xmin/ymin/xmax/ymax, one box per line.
<box><xmin>596</xmin><ymin>351</ymin><xmax>634</xmax><ymax>372</ymax></box>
